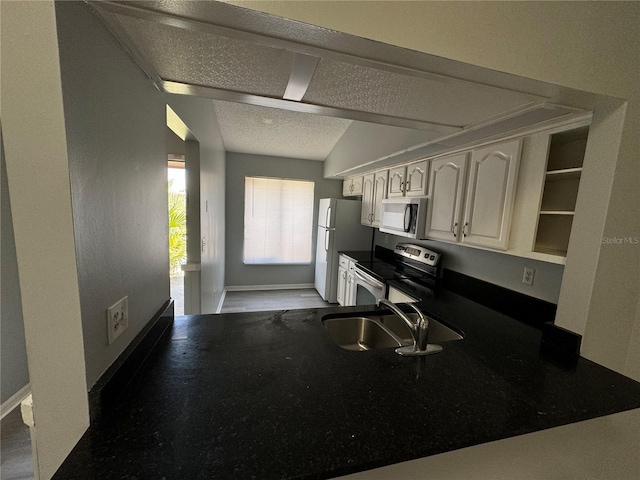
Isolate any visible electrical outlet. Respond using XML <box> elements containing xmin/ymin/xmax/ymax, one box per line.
<box><xmin>107</xmin><ymin>296</ymin><xmax>128</xmax><ymax>344</ymax></box>
<box><xmin>522</xmin><ymin>267</ymin><xmax>535</xmax><ymax>286</ymax></box>
<box><xmin>384</xmin><ymin>234</ymin><xmax>389</xmax><ymax>244</ymax></box>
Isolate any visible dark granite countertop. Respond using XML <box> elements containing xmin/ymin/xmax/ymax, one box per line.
<box><xmin>53</xmin><ymin>288</ymin><xmax>640</xmax><ymax>479</ymax></box>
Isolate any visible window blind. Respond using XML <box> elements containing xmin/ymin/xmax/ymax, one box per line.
<box><xmin>244</xmin><ymin>177</ymin><xmax>315</xmax><ymax>264</ymax></box>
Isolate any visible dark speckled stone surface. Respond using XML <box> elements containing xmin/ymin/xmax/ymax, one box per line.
<box><xmin>53</xmin><ymin>290</ymin><xmax>640</xmax><ymax>479</ymax></box>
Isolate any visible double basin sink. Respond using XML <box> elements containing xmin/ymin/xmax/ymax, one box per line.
<box><xmin>322</xmin><ymin>311</ymin><xmax>463</xmax><ymax>352</ymax></box>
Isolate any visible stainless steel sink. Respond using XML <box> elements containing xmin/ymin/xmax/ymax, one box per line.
<box><xmin>322</xmin><ymin>317</ymin><xmax>403</xmax><ymax>351</ymax></box>
<box><xmin>322</xmin><ymin>313</ymin><xmax>462</xmax><ymax>351</ymax></box>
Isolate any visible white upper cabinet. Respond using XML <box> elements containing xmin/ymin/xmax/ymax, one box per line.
<box><xmin>425</xmin><ymin>153</ymin><xmax>468</xmax><ymax>242</ymax></box>
<box><xmin>425</xmin><ymin>139</ymin><xmax>521</xmax><ymax>250</ymax></box>
<box><xmin>387</xmin><ymin>160</ymin><xmax>428</xmax><ymax>198</ymax></box>
<box><xmin>461</xmin><ymin>139</ymin><xmax>521</xmax><ymax>250</ymax></box>
<box><xmin>361</xmin><ymin>170</ymin><xmax>388</xmax><ymax>227</ymax></box>
<box><xmin>342</xmin><ymin>176</ymin><xmax>363</xmax><ymax>197</ymax></box>
<box><xmin>405</xmin><ymin>160</ymin><xmax>429</xmax><ymax>197</ymax></box>
<box><xmin>360</xmin><ymin>174</ymin><xmax>375</xmax><ymax>224</ymax></box>
<box><xmin>387</xmin><ymin>166</ymin><xmax>406</xmax><ymax>198</ymax></box>
<box><xmin>372</xmin><ymin>171</ymin><xmax>388</xmax><ymax>226</ymax></box>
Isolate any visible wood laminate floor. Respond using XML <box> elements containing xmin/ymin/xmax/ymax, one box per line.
<box><xmin>220</xmin><ymin>288</ymin><xmax>333</xmax><ymax>314</ymax></box>
<box><xmin>1</xmin><ymin>407</ymin><xmax>33</xmax><ymax>480</ymax></box>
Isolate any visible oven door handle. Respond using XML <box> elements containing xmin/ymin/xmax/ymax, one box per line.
<box><xmin>355</xmin><ymin>269</ymin><xmax>384</xmax><ymax>289</ymax></box>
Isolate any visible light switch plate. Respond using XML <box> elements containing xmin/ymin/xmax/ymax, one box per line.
<box><xmin>107</xmin><ymin>296</ymin><xmax>128</xmax><ymax>344</ymax></box>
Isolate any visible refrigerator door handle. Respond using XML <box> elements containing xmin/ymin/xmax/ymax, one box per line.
<box><xmin>324</xmin><ymin>229</ymin><xmax>329</xmax><ymax>252</ymax></box>
<box><xmin>325</xmin><ymin>206</ymin><xmax>332</xmax><ymax>229</ymax></box>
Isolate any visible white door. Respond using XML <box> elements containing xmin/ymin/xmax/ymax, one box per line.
<box><xmin>371</xmin><ymin>170</ymin><xmax>388</xmax><ymax>227</ymax></box>
<box><xmin>318</xmin><ymin>198</ymin><xmax>335</xmax><ymax>228</ymax></box>
<box><xmin>461</xmin><ymin>139</ymin><xmax>522</xmax><ymax>250</ymax></box>
<box><xmin>425</xmin><ymin>153</ymin><xmax>468</xmax><ymax>242</ymax></box>
<box><xmin>405</xmin><ymin>160</ymin><xmax>429</xmax><ymax>197</ymax></box>
<box><xmin>387</xmin><ymin>166</ymin><xmax>406</xmax><ymax>197</ymax></box>
<box><xmin>360</xmin><ymin>173</ymin><xmax>375</xmax><ymax>225</ymax></box>
<box><xmin>314</xmin><ymin>227</ymin><xmax>331</xmax><ymax>299</ymax></box>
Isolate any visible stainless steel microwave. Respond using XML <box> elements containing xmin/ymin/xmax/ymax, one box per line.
<box><xmin>379</xmin><ymin>197</ymin><xmax>428</xmax><ymax>239</ymax></box>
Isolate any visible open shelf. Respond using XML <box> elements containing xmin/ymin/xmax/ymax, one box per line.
<box><xmin>539</xmin><ymin>211</ymin><xmax>575</xmax><ymax>216</ymax></box>
<box><xmin>546</xmin><ymin>126</ymin><xmax>588</xmax><ymax>171</ymax></box>
<box><xmin>534</xmin><ymin>214</ymin><xmax>574</xmax><ymax>257</ymax></box>
<box><xmin>540</xmin><ymin>175</ymin><xmax>580</xmax><ymax>212</ymax></box>
<box><xmin>545</xmin><ymin>167</ymin><xmax>582</xmax><ymax>180</ymax></box>
<box><xmin>533</xmin><ymin>125</ymin><xmax>589</xmax><ymax>258</ymax></box>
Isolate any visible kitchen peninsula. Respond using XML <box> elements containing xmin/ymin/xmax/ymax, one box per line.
<box><xmin>53</xmin><ymin>285</ymin><xmax>640</xmax><ymax>479</ymax></box>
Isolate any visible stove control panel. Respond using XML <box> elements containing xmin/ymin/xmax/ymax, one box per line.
<box><xmin>394</xmin><ymin>243</ymin><xmax>440</xmax><ymax>266</ymax></box>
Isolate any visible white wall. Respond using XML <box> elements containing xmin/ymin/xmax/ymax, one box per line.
<box><xmin>165</xmin><ymin>94</ymin><xmax>227</xmax><ymax>314</ymax></box>
<box><xmin>225</xmin><ymin>152</ymin><xmax>344</xmax><ymax>287</ymax></box>
<box><xmin>230</xmin><ymin>1</ymin><xmax>640</xmax><ymax>379</ymax></box>
<box><xmin>56</xmin><ymin>1</ymin><xmax>169</xmax><ymax>387</ymax></box>
<box><xmin>0</xmin><ymin>133</ymin><xmax>29</xmax><ymax>405</ymax></box>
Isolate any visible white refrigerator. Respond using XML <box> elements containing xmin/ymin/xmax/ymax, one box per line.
<box><xmin>314</xmin><ymin>198</ymin><xmax>372</xmax><ymax>303</ymax></box>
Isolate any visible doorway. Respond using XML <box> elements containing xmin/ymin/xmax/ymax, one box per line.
<box><xmin>166</xmin><ymin>107</ymin><xmax>202</xmax><ymax>315</ymax></box>
<box><xmin>167</xmin><ymin>152</ymin><xmax>186</xmax><ymax>315</ymax></box>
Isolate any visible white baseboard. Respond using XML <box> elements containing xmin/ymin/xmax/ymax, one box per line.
<box><xmin>215</xmin><ymin>289</ymin><xmax>227</xmax><ymax>314</ymax></box>
<box><xmin>224</xmin><ymin>283</ymin><xmax>315</xmax><ymax>292</ymax></box>
<box><xmin>1</xmin><ymin>383</ymin><xmax>31</xmax><ymax>419</ymax></box>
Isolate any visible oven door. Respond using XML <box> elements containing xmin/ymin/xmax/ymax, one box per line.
<box><xmin>353</xmin><ymin>267</ymin><xmax>386</xmax><ymax>305</ymax></box>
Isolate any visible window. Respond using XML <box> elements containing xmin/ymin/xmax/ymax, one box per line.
<box><xmin>244</xmin><ymin>177</ymin><xmax>315</xmax><ymax>264</ymax></box>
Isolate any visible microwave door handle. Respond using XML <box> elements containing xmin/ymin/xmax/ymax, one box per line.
<box><xmin>404</xmin><ymin>204</ymin><xmax>411</xmax><ymax>232</ymax></box>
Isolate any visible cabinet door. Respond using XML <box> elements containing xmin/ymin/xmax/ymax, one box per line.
<box><xmin>337</xmin><ymin>265</ymin><xmax>347</xmax><ymax>306</ymax></box>
<box><xmin>350</xmin><ymin>176</ymin><xmax>363</xmax><ymax>196</ymax></box>
<box><xmin>405</xmin><ymin>160</ymin><xmax>429</xmax><ymax>197</ymax></box>
<box><xmin>425</xmin><ymin>153</ymin><xmax>468</xmax><ymax>242</ymax></box>
<box><xmin>387</xmin><ymin>166</ymin><xmax>406</xmax><ymax>197</ymax></box>
<box><xmin>461</xmin><ymin>139</ymin><xmax>522</xmax><ymax>250</ymax></box>
<box><xmin>346</xmin><ymin>261</ymin><xmax>357</xmax><ymax>306</ymax></box>
<box><xmin>342</xmin><ymin>179</ymin><xmax>352</xmax><ymax>197</ymax></box>
<box><xmin>371</xmin><ymin>170</ymin><xmax>388</xmax><ymax>227</ymax></box>
<box><xmin>360</xmin><ymin>173</ymin><xmax>375</xmax><ymax>225</ymax></box>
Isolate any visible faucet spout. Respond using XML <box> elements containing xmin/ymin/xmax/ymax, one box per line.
<box><xmin>377</xmin><ymin>298</ymin><xmax>417</xmax><ymax>335</ymax></box>
<box><xmin>376</xmin><ymin>298</ymin><xmax>442</xmax><ymax>356</ymax></box>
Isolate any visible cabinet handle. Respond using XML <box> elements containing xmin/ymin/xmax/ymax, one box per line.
<box><xmin>452</xmin><ymin>222</ymin><xmax>458</xmax><ymax>238</ymax></box>
<box><xmin>462</xmin><ymin>222</ymin><xmax>469</xmax><ymax>237</ymax></box>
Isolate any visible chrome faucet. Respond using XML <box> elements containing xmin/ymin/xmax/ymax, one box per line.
<box><xmin>377</xmin><ymin>299</ymin><xmax>442</xmax><ymax>356</ymax></box>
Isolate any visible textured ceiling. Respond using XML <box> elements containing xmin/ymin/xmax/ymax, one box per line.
<box><xmin>114</xmin><ymin>13</ymin><xmax>293</xmax><ymax>97</ymax></box>
<box><xmin>97</xmin><ymin>2</ymin><xmax>569</xmax><ymax>164</ymax></box>
<box><xmin>212</xmin><ymin>100</ymin><xmax>352</xmax><ymax>161</ymax></box>
<box><xmin>303</xmin><ymin>58</ymin><xmax>536</xmax><ymax>127</ymax></box>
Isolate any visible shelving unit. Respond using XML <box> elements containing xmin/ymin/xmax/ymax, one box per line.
<box><xmin>533</xmin><ymin>126</ymin><xmax>589</xmax><ymax>257</ymax></box>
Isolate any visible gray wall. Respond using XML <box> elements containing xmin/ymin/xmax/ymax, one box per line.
<box><xmin>166</xmin><ymin>127</ymin><xmax>185</xmax><ymax>156</ymax></box>
<box><xmin>166</xmin><ymin>94</ymin><xmax>226</xmax><ymax>314</ymax></box>
<box><xmin>226</xmin><ymin>152</ymin><xmax>343</xmax><ymax>287</ymax></box>
<box><xmin>56</xmin><ymin>2</ymin><xmax>169</xmax><ymax>388</ymax></box>
<box><xmin>1</xmin><ymin>133</ymin><xmax>30</xmax><ymax>404</ymax></box>
<box><xmin>376</xmin><ymin>233</ymin><xmax>564</xmax><ymax>304</ymax></box>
